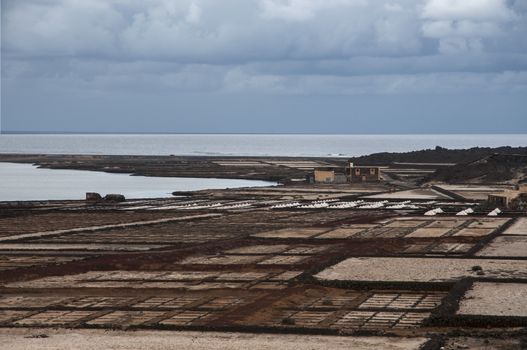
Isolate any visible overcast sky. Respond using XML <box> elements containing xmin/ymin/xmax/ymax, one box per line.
<box><xmin>1</xmin><ymin>0</ymin><xmax>526</xmax><ymax>133</ymax></box>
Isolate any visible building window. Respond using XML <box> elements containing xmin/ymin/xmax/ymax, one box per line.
<box><xmin>370</xmin><ymin>168</ymin><xmax>376</xmax><ymax>175</ymax></box>
<box><xmin>355</xmin><ymin>168</ymin><xmax>360</xmax><ymax>175</ymax></box>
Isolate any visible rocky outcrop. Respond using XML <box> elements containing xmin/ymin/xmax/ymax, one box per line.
<box><xmin>103</xmin><ymin>194</ymin><xmax>126</xmax><ymax>202</ymax></box>
<box><xmin>85</xmin><ymin>192</ymin><xmax>102</xmax><ymax>201</ymax></box>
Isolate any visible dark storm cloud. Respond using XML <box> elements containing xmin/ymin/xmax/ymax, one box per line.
<box><xmin>1</xmin><ymin>0</ymin><xmax>526</xmax><ymax>132</ymax></box>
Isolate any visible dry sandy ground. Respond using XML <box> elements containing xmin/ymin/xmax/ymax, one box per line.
<box><xmin>457</xmin><ymin>282</ymin><xmax>527</xmax><ymax>317</ymax></box>
<box><xmin>316</xmin><ymin>257</ymin><xmax>527</xmax><ymax>283</ymax></box>
<box><xmin>444</xmin><ymin>337</ymin><xmax>522</xmax><ymax>349</ymax></box>
<box><xmin>503</xmin><ymin>218</ymin><xmax>527</xmax><ymax>235</ymax></box>
<box><xmin>0</xmin><ymin>328</ymin><xmax>427</xmax><ymax>350</ymax></box>
<box><xmin>476</xmin><ymin>236</ymin><xmax>527</xmax><ymax>257</ymax></box>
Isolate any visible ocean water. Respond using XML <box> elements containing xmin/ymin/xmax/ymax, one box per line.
<box><xmin>0</xmin><ymin>163</ymin><xmax>275</xmax><ymax>201</ymax></box>
<box><xmin>0</xmin><ymin>134</ymin><xmax>525</xmax><ymax>157</ymax></box>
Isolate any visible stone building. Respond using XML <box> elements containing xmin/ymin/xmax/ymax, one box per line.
<box><xmin>487</xmin><ymin>184</ymin><xmax>527</xmax><ymax>208</ymax></box>
<box><xmin>313</xmin><ymin>163</ymin><xmax>381</xmax><ymax>184</ymax></box>
<box><xmin>313</xmin><ymin>167</ymin><xmax>348</xmax><ymax>184</ymax></box>
<box><xmin>348</xmin><ymin>163</ymin><xmax>381</xmax><ymax>182</ymax></box>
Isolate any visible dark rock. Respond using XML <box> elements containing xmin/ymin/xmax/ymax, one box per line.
<box><xmin>85</xmin><ymin>192</ymin><xmax>102</xmax><ymax>201</ymax></box>
<box><xmin>103</xmin><ymin>194</ymin><xmax>126</xmax><ymax>202</ymax></box>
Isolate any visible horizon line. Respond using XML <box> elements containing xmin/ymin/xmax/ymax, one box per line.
<box><xmin>2</xmin><ymin>131</ymin><xmax>527</xmax><ymax>136</ymax></box>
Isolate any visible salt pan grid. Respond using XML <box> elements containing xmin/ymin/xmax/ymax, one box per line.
<box><xmin>14</xmin><ymin>310</ymin><xmax>95</xmax><ymax>326</ymax></box>
<box><xmin>132</xmin><ymin>296</ymin><xmax>202</xmax><ymax>309</ymax></box>
<box><xmin>284</xmin><ymin>246</ymin><xmax>331</xmax><ymax>255</ymax></box>
<box><xmin>402</xmin><ymin>242</ymin><xmax>474</xmax><ymax>255</ymax></box>
<box><xmin>331</xmin><ymin>311</ymin><xmax>430</xmax><ymax>330</ymax></box>
<box><xmin>252</xmin><ymin>228</ymin><xmax>329</xmax><ymax>239</ymax></box>
<box><xmin>327</xmin><ymin>217</ymin><xmax>509</xmax><ymax>240</ymax></box>
<box><xmin>405</xmin><ymin>228</ymin><xmax>451</xmax><ymax>238</ymax></box>
<box><xmin>467</xmin><ymin>218</ymin><xmax>510</xmax><ymax>229</ymax></box>
<box><xmin>63</xmin><ymin>297</ymin><xmax>136</xmax><ymax>308</ymax></box>
<box><xmin>0</xmin><ymin>293</ymin><xmax>256</xmax><ymax>328</ymax></box>
<box><xmin>402</xmin><ymin>244</ymin><xmax>430</xmax><ymax>254</ymax></box>
<box><xmin>180</xmin><ymin>245</ymin><xmax>329</xmax><ymax>266</ymax></box>
<box><xmin>149</xmin><ymin>271</ymin><xmax>218</xmax><ymax>281</ymax></box>
<box><xmin>87</xmin><ymin>311</ymin><xmax>167</xmax><ymax>326</ymax></box>
<box><xmin>358</xmin><ymin>293</ymin><xmax>445</xmax><ymax>310</ymax></box>
<box><xmin>225</xmin><ymin>245</ymin><xmax>289</xmax><ymax>254</ymax></box>
<box><xmin>91</xmin><ymin>271</ymin><xmax>164</xmax><ymax>280</ymax></box>
<box><xmin>287</xmin><ymin>311</ymin><xmax>333</xmax><ymax>327</ymax></box>
<box><xmin>35</xmin><ymin>228</ymin><xmax>235</xmax><ymax>244</ymax></box>
<box><xmin>0</xmin><ymin>310</ymin><xmax>32</xmax><ymax>323</ymax></box>
<box><xmin>3</xmin><ymin>271</ymin><xmax>210</xmax><ymax>288</ymax></box>
<box><xmin>216</xmin><ymin>272</ymin><xmax>270</xmax><ymax>281</ymax></box>
<box><xmin>158</xmin><ymin>310</ymin><xmax>214</xmax><ymax>326</ymax></box>
<box><xmin>198</xmin><ymin>297</ymin><xmax>248</xmax><ymax>310</ymax></box>
<box><xmin>316</xmin><ymin>228</ymin><xmax>365</xmax><ymax>239</ymax></box>
<box><xmin>385</xmin><ymin>220</ymin><xmax>430</xmax><ymax>228</ymax></box>
<box><xmin>453</xmin><ymin>227</ymin><xmax>495</xmax><ymax>237</ymax></box>
<box><xmin>268</xmin><ymin>271</ymin><xmax>304</xmax><ymax>281</ymax></box>
<box><xmin>0</xmin><ymin>212</ymin><xmax>188</xmax><ymax>237</ymax></box>
<box><xmin>250</xmin><ymin>282</ymin><xmax>288</xmax><ymax>290</ymax></box>
<box><xmin>0</xmin><ymin>243</ymin><xmax>167</xmax><ymax>252</ymax></box>
<box><xmin>427</xmin><ymin>243</ymin><xmax>473</xmax><ymax>254</ymax></box>
<box><xmin>3</xmin><ymin>268</ymin><xmax>302</xmax><ymax>291</ymax></box>
<box><xmin>258</xmin><ymin>255</ymin><xmax>307</xmax><ymax>265</ymax></box>
<box><xmin>425</xmin><ymin>220</ymin><xmax>466</xmax><ymax>229</ymax></box>
<box><xmin>351</xmin><ymin>227</ymin><xmax>410</xmax><ymax>239</ymax></box>
<box><xmin>0</xmin><ymin>255</ymin><xmax>83</xmax><ymax>271</ymax></box>
<box><xmin>155</xmin><ymin>282</ymin><xmax>244</xmax><ymax>290</ymax></box>
<box><xmin>0</xmin><ymin>296</ymin><xmax>70</xmax><ymax>308</ymax></box>
<box><xmin>302</xmin><ymin>293</ymin><xmax>360</xmax><ymax>309</ymax></box>
<box><xmin>179</xmin><ymin>255</ymin><xmax>267</xmax><ymax>265</ymax></box>
<box><xmin>374</xmin><ymin>228</ymin><xmax>412</xmax><ymax>238</ymax></box>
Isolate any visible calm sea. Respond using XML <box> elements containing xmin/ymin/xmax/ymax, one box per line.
<box><xmin>1</xmin><ymin>134</ymin><xmax>525</xmax><ymax>157</ymax></box>
<box><xmin>0</xmin><ymin>163</ymin><xmax>274</xmax><ymax>201</ymax></box>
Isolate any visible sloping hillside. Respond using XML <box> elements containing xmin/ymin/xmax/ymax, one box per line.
<box><xmin>349</xmin><ymin>146</ymin><xmax>527</xmax><ymax>165</ymax></box>
<box><xmin>427</xmin><ymin>153</ymin><xmax>527</xmax><ymax>184</ymax></box>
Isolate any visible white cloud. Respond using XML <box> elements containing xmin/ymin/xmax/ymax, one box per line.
<box><xmin>421</xmin><ymin>0</ymin><xmax>520</xmax><ymax>54</ymax></box>
<box><xmin>3</xmin><ymin>0</ymin><xmax>422</xmax><ymax>60</ymax></box>
<box><xmin>259</xmin><ymin>0</ymin><xmax>366</xmax><ymax>21</ymax></box>
<box><xmin>2</xmin><ymin>0</ymin><xmax>126</xmax><ymax>55</ymax></box>
<box><xmin>422</xmin><ymin>0</ymin><xmax>515</xmax><ymax>21</ymax></box>
<box><xmin>186</xmin><ymin>2</ymin><xmax>202</xmax><ymax>24</ymax></box>
<box><xmin>1</xmin><ymin>0</ymin><xmax>526</xmax><ymax>96</ymax></box>
<box><xmin>384</xmin><ymin>3</ymin><xmax>403</xmax><ymax>12</ymax></box>
<box><xmin>3</xmin><ymin>0</ymin><xmax>522</xmax><ymax>60</ymax></box>
<box><xmin>422</xmin><ymin>20</ymin><xmax>502</xmax><ymax>38</ymax></box>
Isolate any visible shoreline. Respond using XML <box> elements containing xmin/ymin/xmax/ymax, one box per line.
<box><xmin>0</xmin><ymin>144</ymin><xmax>525</xmax><ymax>184</ymax></box>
